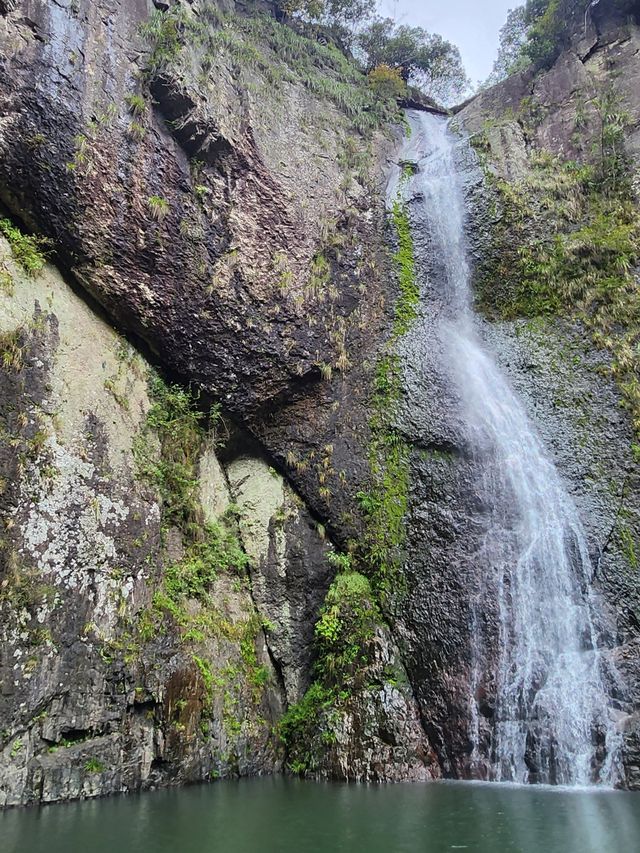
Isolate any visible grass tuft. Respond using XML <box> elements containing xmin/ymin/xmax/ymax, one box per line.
<box><xmin>0</xmin><ymin>219</ymin><xmax>50</xmax><ymax>276</ymax></box>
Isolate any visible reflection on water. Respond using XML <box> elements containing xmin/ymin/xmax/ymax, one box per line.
<box><xmin>2</xmin><ymin>778</ymin><xmax>640</xmax><ymax>853</ymax></box>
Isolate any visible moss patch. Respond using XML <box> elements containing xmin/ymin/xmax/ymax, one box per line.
<box><xmin>125</xmin><ymin>372</ymin><xmax>272</xmax><ymax>738</ymax></box>
<box><xmin>278</xmin><ymin>682</ymin><xmax>337</xmax><ymax>774</ymax></box>
<box><xmin>390</xmin><ymin>199</ymin><xmax>420</xmax><ymax>335</ymax></box>
<box><xmin>132</xmin><ymin>373</ymin><xmax>250</xmax><ymax>633</ymax></box>
<box><xmin>356</xmin><ymin>172</ymin><xmax>418</xmax><ymax>598</ymax></box>
<box><xmin>280</xmin><ymin>173</ymin><xmax>420</xmax><ymax>774</ymax></box>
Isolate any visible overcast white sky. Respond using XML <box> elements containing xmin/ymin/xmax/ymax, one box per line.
<box><xmin>378</xmin><ymin>0</ymin><xmax>516</xmax><ymax>85</ymax></box>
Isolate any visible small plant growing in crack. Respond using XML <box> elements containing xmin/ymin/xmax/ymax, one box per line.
<box><xmin>148</xmin><ymin>195</ymin><xmax>170</xmax><ymax>221</ymax></box>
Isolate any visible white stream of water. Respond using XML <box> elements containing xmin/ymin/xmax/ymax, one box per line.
<box><xmin>396</xmin><ymin>111</ymin><xmax>621</xmax><ymax>786</ymax></box>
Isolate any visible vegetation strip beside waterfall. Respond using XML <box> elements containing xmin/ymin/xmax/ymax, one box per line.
<box><xmin>356</xmin><ymin>164</ymin><xmax>419</xmax><ymax>600</ymax></box>
<box><xmin>279</xmin><ymin>138</ymin><xmax>421</xmax><ymax>775</ymax></box>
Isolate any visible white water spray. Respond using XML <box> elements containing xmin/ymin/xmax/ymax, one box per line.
<box><xmin>396</xmin><ymin>111</ymin><xmax>620</xmax><ymax>786</ymax></box>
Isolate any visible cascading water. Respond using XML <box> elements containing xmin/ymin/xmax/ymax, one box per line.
<box><xmin>394</xmin><ymin>111</ymin><xmax>621</xmax><ymax>786</ymax></box>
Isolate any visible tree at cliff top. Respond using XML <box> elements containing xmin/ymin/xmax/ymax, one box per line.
<box><xmin>485</xmin><ymin>0</ymin><xmax>582</xmax><ymax>83</ymax></box>
<box><xmin>276</xmin><ymin>0</ymin><xmax>375</xmax><ymax>31</ymax></box>
<box><xmin>356</xmin><ymin>17</ymin><xmax>470</xmax><ymax>105</ymax></box>
<box><xmin>484</xmin><ymin>6</ymin><xmax>529</xmax><ymax>87</ymax></box>
<box><xmin>367</xmin><ymin>64</ymin><xmax>407</xmax><ymax>101</ymax></box>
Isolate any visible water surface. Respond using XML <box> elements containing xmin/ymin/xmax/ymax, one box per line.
<box><xmin>3</xmin><ymin>778</ymin><xmax>639</xmax><ymax>853</ymax></box>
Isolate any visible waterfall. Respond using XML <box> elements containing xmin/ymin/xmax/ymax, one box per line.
<box><xmin>394</xmin><ymin>111</ymin><xmax>621</xmax><ymax>786</ymax></box>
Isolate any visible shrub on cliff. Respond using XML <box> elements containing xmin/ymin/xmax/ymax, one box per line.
<box><xmin>0</xmin><ymin>219</ymin><xmax>50</xmax><ymax>276</ymax></box>
<box><xmin>314</xmin><ymin>568</ymin><xmax>381</xmax><ymax>685</ymax></box>
<box><xmin>367</xmin><ymin>64</ymin><xmax>407</xmax><ymax>101</ymax></box>
<box><xmin>279</xmin><ymin>555</ymin><xmax>384</xmax><ymax>772</ymax></box>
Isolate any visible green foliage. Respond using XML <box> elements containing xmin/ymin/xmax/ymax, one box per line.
<box><xmin>0</xmin><ymin>561</ymin><xmax>57</xmax><ymax>613</ymax></box>
<box><xmin>484</xmin><ymin>6</ymin><xmax>529</xmax><ymax>86</ymax></box>
<box><xmin>147</xmin><ymin>195</ymin><xmax>170</xmax><ymax>221</ymax></box>
<box><xmin>521</xmin><ymin>0</ymin><xmax>565</xmax><ymax>69</ymax></box>
<box><xmin>0</xmin><ymin>328</ymin><xmax>25</xmax><ymax>372</ymax></box>
<box><xmin>160</xmin><ymin>521</ymin><xmax>250</xmax><ymax>606</ymax></box>
<box><xmin>219</xmin><ymin>13</ymin><xmax>396</xmax><ymax>132</ymax></box>
<box><xmin>0</xmin><ymin>266</ymin><xmax>13</xmax><ymax>295</ymax></box>
<box><xmin>552</xmin><ymin>195</ymin><xmax>633</xmax><ymax>298</ymax></box>
<box><xmin>277</xmin><ymin>0</ymin><xmax>374</xmax><ymax>29</ymax></box>
<box><xmin>620</xmin><ymin>524</ymin><xmax>638</xmax><ymax>571</ymax></box>
<box><xmin>0</xmin><ymin>218</ymin><xmax>50</xmax><ymax>276</ymax></box>
<box><xmin>367</xmin><ymin>64</ymin><xmax>407</xmax><ymax>101</ymax></box>
<box><xmin>279</xmin><ymin>562</ymin><xmax>382</xmax><ymax>772</ymax></box>
<box><xmin>132</xmin><ymin>372</ymin><xmax>257</xmax><ymax>687</ymax></box>
<box><xmin>327</xmin><ymin>550</ymin><xmax>353</xmax><ymax>572</ymax></box>
<box><xmin>193</xmin><ymin>654</ymin><xmax>214</xmax><ymax>693</ymax></box>
<box><xmin>596</xmin><ymin>90</ymin><xmax>631</xmax><ymax>196</ymax></box>
<box><xmin>356</xmin><ymin>489</ymin><xmax>381</xmax><ymax>514</ymax></box>
<box><xmin>134</xmin><ymin>375</ymin><xmax>207</xmax><ymax>529</ymax></box>
<box><xmin>358</xmin><ymin>414</ymin><xmax>410</xmax><ymax>597</ymax></box>
<box><xmin>127</xmin><ymin>121</ymin><xmax>146</xmax><ymax>141</ymax></box>
<box><xmin>390</xmin><ymin>200</ymin><xmax>419</xmax><ymax>335</ymax></box>
<box><xmin>314</xmin><ymin>571</ymin><xmax>380</xmax><ymax>684</ymax></box>
<box><xmin>309</xmin><ymin>252</ymin><xmax>330</xmax><ymax>294</ymax></box>
<box><xmin>278</xmin><ymin>682</ymin><xmax>336</xmax><ymax>773</ymax></box>
<box><xmin>357</xmin><ymin>18</ymin><xmax>469</xmax><ymax>105</ymax></box>
<box><xmin>191</xmin><ymin>615</ymin><xmax>269</xmax><ymax>726</ymax></box>
<box><xmin>239</xmin><ymin>625</ymin><xmax>270</xmax><ymax>690</ymax></box>
<box><xmin>140</xmin><ymin>6</ymin><xmax>398</xmax><ymax>135</ymax></box>
<box><xmin>124</xmin><ymin>93</ymin><xmax>146</xmax><ymax>116</ymax></box>
<box><xmin>490</xmin><ymin>0</ymin><xmax>639</xmax><ymax>78</ymax></box>
<box><xmin>84</xmin><ymin>758</ymin><xmax>105</xmax><ymax>773</ymax></box>
<box><xmin>477</xmin><ymin>132</ymin><xmax>640</xmax><ymax>435</ymax></box>
<box><xmin>484</xmin><ymin>0</ymin><xmax>578</xmax><ymax>75</ymax></box>
<box><xmin>352</xmin><ymin>180</ymin><xmax>418</xmax><ymax>599</ymax></box>
<box><xmin>10</xmin><ymin>738</ymin><xmax>23</xmax><ymax>759</ymax></box>
<box><xmin>139</xmin><ymin>7</ymin><xmax>189</xmax><ymax>77</ymax></box>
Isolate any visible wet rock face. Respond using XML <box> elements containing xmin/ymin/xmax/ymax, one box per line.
<box><xmin>0</xmin><ymin>226</ymin><xmax>419</xmax><ymax>803</ymax></box>
<box><xmin>434</xmin><ymin>11</ymin><xmax>640</xmax><ymax>784</ymax></box>
<box><xmin>0</xmin><ymin>0</ymin><xmax>436</xmax><ymax>804</ymax></box>
<box><xmin>321</xmin><ymin>628</ymin><xmax>441</xmax><ymax>783</ymax></box>
<box><xmin>0</xmin><ymin>0</ymin><xmax>382</xmax><ymax>408</ymax></box>
<box><xmin>6</xmin><ymin>0</ymin><xmax>638</xmax><ymax>804</ymax></box>
<box><xmin>225</xmin><ymin>453</ymin><xmax>334</xmax><ymax>705</ymax></box>
<box><xmin>0</xmin><ymin>0</ymin><xmax>394</xmax><ymax>556</ymax></box>
<box><xmin>390</xmin><ymin>160</ymin><xmax>507</xmax><ymax>778</ymax></box>
<box><xmin>0</xmin><ymin>0</ymin><xmax>296</xmax><ymax>411</ymax></box>
<box><xmin>480</xmin><ymin>316</ymin><xmax>640</xmax><ymax>787</ymax></box>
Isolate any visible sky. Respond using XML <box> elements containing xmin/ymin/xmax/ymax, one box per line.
<box><xmin>378</xmin><ymin>0</ymin><xmax>516</xmax><ymax>85</ymax></box>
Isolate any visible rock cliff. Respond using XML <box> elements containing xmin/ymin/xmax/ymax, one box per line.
<box><xmin>2</xmin><ymin>0</ymin><xmax>640</xmax><ymax>806</ymax></box>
